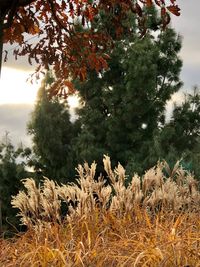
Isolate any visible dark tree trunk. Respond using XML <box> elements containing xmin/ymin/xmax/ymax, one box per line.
<box><xmin>0</xmin><ymin>198</ymin><xmax>2</xmax><ymax>235</ymax></box>
<box><xmin>0</xmin><ymin>19</ymin><xmax>3</xmax><ymax>78</ymax></box>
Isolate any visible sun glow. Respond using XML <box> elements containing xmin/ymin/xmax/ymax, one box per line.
<box><xmin>0</xmin><ymin>67</ymin><xmax>39</xmax><ymax>104</ymax></box>
<box><xmin>67</xmin><ymin>95</ymin><xmax>80</xmax><ymax>108</ymax></box>
<box><xmin>0</xmin><ymin>67</ymin><xmax>80</xmax><ymax>108</ymax></box>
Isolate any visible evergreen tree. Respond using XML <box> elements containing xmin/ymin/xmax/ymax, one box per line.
<box><xmin>0</xmin><ymin>134</ymin><xmax>28</xmax><ymax>231</ymax></box>
<box><xmin>157</xmin><ymin>86</ymin><xmax>200</xmax><ymax>177</ymax></box>
<box><xmin>74</xmin><ymin>20</ymin><xmax>182</xmax><ymax>174</ymax></box>
<box><xmin>27</xmin><ymin>74</ymin><xmax>77</xmax><ymax>182</ymax></box>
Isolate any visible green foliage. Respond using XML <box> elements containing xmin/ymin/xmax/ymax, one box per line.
<box><xmin>0</xmin><ymin>134</ymin><xmax>28</xmax><ymax>230</ymax></box>
<box><xmin>26</xmin><ymin>8</ymin><xmax>185</xmax><ymax>181</ymax></box>
<box><xmin>26</xmin><ymin>9</ymin><xmax>186</xmax><ymax>182</ymax></box>
<box><xmin>74</xmin><ymin>25</ymin><xmax>182</xmax><ymax>175</ymax></box>
<box><xmin>27</xmin><ymin>73</ymin><xmax>78</xmax><ymax>182</ymax></box>
<box><xmin>155</xmin><ymin>86</ymin><xmax>200</xmax><ymax>178</ymax></box>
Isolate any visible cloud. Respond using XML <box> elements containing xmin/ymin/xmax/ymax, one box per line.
<box><xmin>0</xmin><ymin>104</ymin><xmax>33</xmax><ymax>147</ymax></box>
<box><xmin>171</xmin><ymin>0</ymin><xmax>200</xmax><ymax>89</ymax></box>
<box><xmin>3</xmin><ymin>31</ymin><xmax>39</xmax><ymax>71</ymax></box>
<box><xmin>0</xmin><ymin>103</ymin><xmax>78</xmax><ymax>148</ymax></box>
<box><xmin>165</xmin><ymin>91</ymin><xmax>185</xmax><ymax>122</ymax></box>
<box><xmin>181</xmin><ymin>66</ymin><xmax>200</xmax><ymax>91</ymax></box>
<box><xmin>2</xmin><ymin>47</ymin><xmax>36</xmax><ymax>71</ymax></box>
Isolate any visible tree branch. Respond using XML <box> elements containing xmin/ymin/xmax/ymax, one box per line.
<box><xmin>48</xmin><ymin>0</ymin><xmax>71</xmax><ymax>34</ymax></box>
<box><xmin>0</xmin><ymin>17</ymin><xmax>4</xmax><ymax>78</ymax></box>
<box><xmin>0</xmin><ymin>0</ymin><xmax>34</xmax><ymax>10</ymax></box>
<box><xmin>19</xmin><ymin>0</ymin><xmax>35</xmax><ymax>6</ymax></box>
<box><xmin>0</xmin><ymin>0</ymin><xmax>36</xmax><ymax>30</ymax></box>
<box><xmin>2</xmin><ymin>0</ymin><xmax>19</xmax><ymax>30</ymax></box>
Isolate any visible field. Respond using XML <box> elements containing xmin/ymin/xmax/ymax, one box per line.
<box><xmin>0</xmin><ymin>156</ymin><xmax>200</xmax><ymax>266</ymax></box>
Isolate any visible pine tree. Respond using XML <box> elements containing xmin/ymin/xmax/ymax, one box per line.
<box><xmin>0</xmin><ymin>134</ymin><xmax>28</xmax><ymax>231</ymax></box>
<box><xmin>74</xmin><ymin>12</ymin><xmax>182</xmax><ymax>175</ymax></box>
<box><xmin>157</xmin><ymin>86</ymin><xmax>200</xmax><ymax>177</ymax></box>
<box><xmin>27</xmin><ymin>74</ymin><xmax>77</xmax><ymax>182</ymax></box>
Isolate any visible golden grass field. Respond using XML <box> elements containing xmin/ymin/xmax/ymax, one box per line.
<box><xmin>0</xmin><ymin>209</ymin><xmax>200</xmax><ymax>266</ymax></box>
<box><xmin>0</xmin><ymin>156</ymin><xmax>200</xmax><ymax>266</ymax></box>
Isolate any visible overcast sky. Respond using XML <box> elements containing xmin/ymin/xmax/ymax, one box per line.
<box><xmin>171</xmin><ymin>0</ymin><xmax>200</xmax><ymax>90</ymax></box>
<box><xmin>0</xmin><ymin>104</ymin><xmax>33</xmax><ymax>147</ymax></box>
<box><xmin>0</xmin><ymin>0</ymin><xmax>200</xmax><ymax>147</ymax></box>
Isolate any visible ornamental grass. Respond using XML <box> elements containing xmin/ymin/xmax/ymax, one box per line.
<box><xmin>0</xmin><ymin>156</ymin><xmax>200</xmax><ymax>266</ymax></box>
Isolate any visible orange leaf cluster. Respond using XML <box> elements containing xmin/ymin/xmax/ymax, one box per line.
<box><xmin>1</xmin><ymin>0</ymin><xmax>181</xmax><ymax>97</ymax></box>
<box><xmin>167</xmin><ymin>5</ymin><xmax>181</xmax><ymax>16</ymax></box>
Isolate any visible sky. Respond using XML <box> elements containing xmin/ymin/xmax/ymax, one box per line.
<box><xmin>0</xmin><ymin>0</ymin><xmax>200</xmax><ymax>147</ymax></box>
<box><xmin>170</xmin><ymin>0</ymin><xmax>200</xmax><ymax>90</ymax></box>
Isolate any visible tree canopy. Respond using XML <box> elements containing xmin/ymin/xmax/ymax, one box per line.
<box><xmin>27</xmin><ymin>73</ymin><xmax>78</xmax><ymax>182</ymax></box>
<box><xmin>0</xmin><ymin>0</ymin><xmax>180</xmax><ymax>95</ymax></box>
<box><xmin>156</xmin><ymin>86</ymin><xmax>200</xmax><ymax>175</ymax></box>
<box><xmin>74</xmin><ymin>24</ymin><xmax>182</xmax><ymax>175</ymax></box>
<box><xmin>0</xmin><ymin>134</ymin><xmax>29</xmax><ymax>231</ymax></box>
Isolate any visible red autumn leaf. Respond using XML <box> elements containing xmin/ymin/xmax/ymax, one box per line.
<box><xmin>61</xmin><ymin>0</ymin><xmax>66</xmax><ymax>10</ymax></box>
<box><xmin>79</xmin><ymin>67</ymin><xmax>87</xmax><ymax>81</ymax></box>
<box><xmin>167</xmin><ymin>5</ymin><xmax>181</xmax><ymax>16</ymax></box>
<box><xmin>64</xmin><ymin>80</ymin><xmax>75</xmax><ymax>94</ymax></box>
<box><xmin>116</xmin><ymin>26</ymin><xmax>124</xmax><ymax>37</ymax></box>
<box><xmin>29</xmin><ymin>24</ymin><xmax>40</xmax><ymax>34</ymax></box>
<box><xmin>146</xmin><ymin>0</ymin><xmax>153</xmax><ymax>7</ymax></box>
<box><xmin>135</xmin><ymin>3</ymin><xmax>143</xmax><ymax>17</ymax></box>
<box><xmin>161</xmin><ymin>7</ymin><xmax>166</xmax><ymax>17</ymax></box>
<box><xmin>99</xmin><ymin>56</ymin><xmax>108</xmax><ymax>70</ymax></box>
<box><xmin>77</xmin><ymin>5</ymin><xmax>81</xmax><ymax>16</ymax></box>
<box><xmin>86</xmin><ymin>6</ymin><xmax>96</xmax><ymax>21</ymax></box>
<box><xmin>162</xmin><ymin>13</ymin><xmax>171</xmax><ymax>29</ymax></box>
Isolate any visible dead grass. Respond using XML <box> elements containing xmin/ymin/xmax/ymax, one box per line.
<box><xmin>0</xmin><ymin>156</ymin><xmax>200</xmax><ymax>266</ymax></box>
<box><xmin>11</xmin><ymin>156</ymin><xmax>200</xmax><ymax>227</ymax></box>
<box><xmin>0</xmin><ymin>209</ymin><xmax>199</xmax><ymax>266</ymax></box>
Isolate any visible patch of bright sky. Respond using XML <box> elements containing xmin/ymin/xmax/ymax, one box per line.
<box><xmin>0</xmin><ymin>66</ymin><xmax>80</xmax><ymax>107</ymax></box>
<box><xmin>0</xmin><ymin>67</ymin><xmax>39</xmax><ymax>104</ymax></box>
<box><xmin>67</xmin><ymin>95</ymin><xmax>80</xmax><ymax>108</ymax></box>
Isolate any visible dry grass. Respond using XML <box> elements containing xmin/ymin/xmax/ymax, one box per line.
<box><xmin>0</xmin><ymin>210</ymin><xmax>200</xmax><ymax>266</ymax></box>
<box><xmin>0</xmin><ymin>156</ymin><xmax>200</xmax><ymax>266</ymax></box>
<box><xmin>11</xmin><ymin>156</ymin><xmax>200</xmax><ymax>226</ymax></box>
